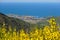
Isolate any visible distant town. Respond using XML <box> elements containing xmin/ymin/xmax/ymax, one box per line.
<box><xmin>8</xmin><ymin>14</ymin><xmax>46</xmax><ymax>24</ymax></box>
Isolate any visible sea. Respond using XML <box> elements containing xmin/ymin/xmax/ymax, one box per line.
<box><xmin>0</xmin><ymin>3</ymin><xmax>60</xmax><ymax>17</ymax></box>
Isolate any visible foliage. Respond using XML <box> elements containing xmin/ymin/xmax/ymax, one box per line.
<box><xmin>0</xmin><ymin>18</ymin><xmax>60</xmax><ymax>40</ymax></box>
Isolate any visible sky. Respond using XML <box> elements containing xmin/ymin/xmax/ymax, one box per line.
<box><xmin>0</xmin><ymin>0</ymin><xmax>60</xmax><ymax>3</ymax></box>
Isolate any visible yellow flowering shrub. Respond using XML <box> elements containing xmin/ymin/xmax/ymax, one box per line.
<box><xmin>0</xmin><ymin>18</ymin><xmax>60</xmax><ymax>40</ymax></box>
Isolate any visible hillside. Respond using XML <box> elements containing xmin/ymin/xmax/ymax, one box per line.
<box><xmin>8</xmin><ymin>14</ymin><xmax>60</xmax><ymax>28</ymax></box>
<box><xmin>1</xmin><ymin>13</ymin><xmax>60</xmax><ymax>31</ymax></box>
<box><xmin>0</xmin><ymin>13</ymin><xmax>32</xmax><ymax>32</ymax></box>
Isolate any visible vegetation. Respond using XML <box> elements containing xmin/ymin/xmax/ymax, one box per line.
<box><xmin>0</xmin><ymin>13</ymin><xmax>32</xmax><ymax>32</ymax></box>
<box><xmin>0</xmin><ymin>17</ymin><xmax>60</xmax><ymax>40</ymax></box>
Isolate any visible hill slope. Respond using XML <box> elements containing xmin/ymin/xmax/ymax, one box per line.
<box><xmin>0</xmin><ymin>13</ymin><xmax>32</xmax><ymax>32</ymax></box>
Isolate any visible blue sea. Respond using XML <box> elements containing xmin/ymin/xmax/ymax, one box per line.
<box><xmin>0</xmin><ymin>3</ymin><xmax>60</xmax><ymax>17</ymax></box>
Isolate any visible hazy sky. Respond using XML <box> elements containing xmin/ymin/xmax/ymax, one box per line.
<box><xmin>0</xmin><ymin>0</ymin><xmax>60</xmax><ymax>3</ymax></box>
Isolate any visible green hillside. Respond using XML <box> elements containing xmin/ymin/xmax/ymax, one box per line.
<box><xmin>0</xmin><ymin>13</ymin><xmax>60</xmax><ymax>32</ymax></box>
<box><xmin>0</xmin><ymin>13</ymin><xmax>33</xmax><ymax>32</ymax></box>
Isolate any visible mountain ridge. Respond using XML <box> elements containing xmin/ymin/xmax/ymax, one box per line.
<box><xmin>0</xmin><ymin>13</ymin><xmax>32</xmax><ymax>32</ymax></box>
